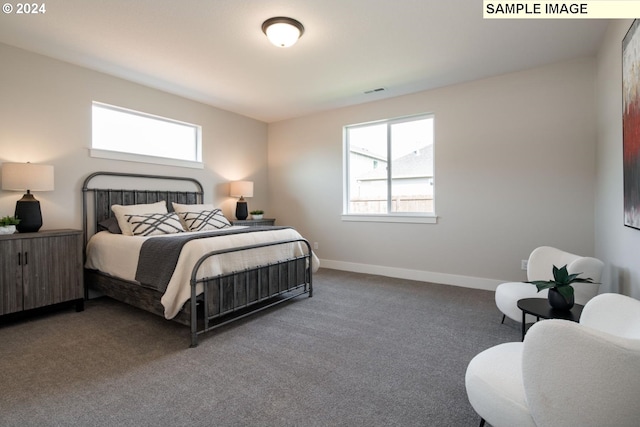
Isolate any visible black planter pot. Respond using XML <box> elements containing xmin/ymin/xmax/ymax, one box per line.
<box><xmin>548</xmin><ymin>287</ymin><xmax>574</xmax><ymax>311</ymax></box>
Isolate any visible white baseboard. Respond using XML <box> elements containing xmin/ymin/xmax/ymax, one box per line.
<box><xmin>318</xmin><ymin>259</ymin><xmax>502</xmax><ymax>292</ymax></box>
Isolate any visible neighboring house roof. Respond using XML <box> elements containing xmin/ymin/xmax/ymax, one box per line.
<box><xmin>350</xmin><ymin>145</ymin><xmax>387</xmax><ymax>161</ymax></box>
<box><xmin>357</xmin><ymin>145</ymin><xmax>433</xmax><ymax>181</ymax></box>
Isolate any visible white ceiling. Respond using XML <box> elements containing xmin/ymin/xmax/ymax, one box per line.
<box><xmin>0</xmin><ymin>0</ymin><xmax>608</xmax><ymax>123</ymax></box>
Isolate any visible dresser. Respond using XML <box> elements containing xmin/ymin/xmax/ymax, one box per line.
<box><xmin>0</xmin><ymin>229</ymin><xmax>84</xmax><ymax>315</ymax></box>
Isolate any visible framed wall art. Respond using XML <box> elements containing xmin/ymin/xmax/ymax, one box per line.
<box><xmin>623</xmin><ymin>19</ymin><xmax>640</xmax><ymax>229</ymax></box>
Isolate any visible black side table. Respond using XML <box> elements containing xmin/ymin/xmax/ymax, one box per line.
<box><xmin>516</xmin><ymin>298</ymin><xmax>584</xmax><ymax>341</ymax></box>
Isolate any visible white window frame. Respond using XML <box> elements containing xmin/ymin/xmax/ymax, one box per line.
<box><xmin>90</xmin><ymin>102</ymin><xmax>203</xmax><ymax>169</ymax></box>
<box><xmin>342</xmin><ymin>113</ymin><xmax>437</xmax><ymax>224</ymax></box>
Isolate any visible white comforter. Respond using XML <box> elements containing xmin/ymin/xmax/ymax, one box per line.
<box><xmin>85</xmin><ymin>227</ymin><xmax>319</xmax><ymax>319</ymax></box>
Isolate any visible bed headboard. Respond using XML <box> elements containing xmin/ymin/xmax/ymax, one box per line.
<box><xmin>82</xmin><ymin>171</ymin><xmax>204</xmax><ymax>245</ymax></box>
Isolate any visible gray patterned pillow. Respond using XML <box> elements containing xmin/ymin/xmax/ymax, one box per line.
<box><xmin>177</xmin><ymin>209</ymin><xmax>231</xmax><ymax>232</ymax></box>
<box><xmin>125</xmin><ymin>212</ymin><xmax>185</xmax><ymax>236</ymax></box>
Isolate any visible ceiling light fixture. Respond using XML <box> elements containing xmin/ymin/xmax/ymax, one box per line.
<box><xmin>262</xmin><ymin>17</ymin><xmax>304</xmax><ymax>48</ymax></box>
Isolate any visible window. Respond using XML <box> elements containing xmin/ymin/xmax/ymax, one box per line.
<box><xmin>91</xmin><ymin>102</ymin><xmax>202</xmax><ymax>168</ymax></box>
<box><xmin>344</xmin><ymin>114</ymin><xmax>435</xmax><ymax>222</ymax></box>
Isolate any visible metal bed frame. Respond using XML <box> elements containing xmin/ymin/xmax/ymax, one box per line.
<box><xmin>82</xmin><ymin>171</ymin><xmax>313</xmax><ymax>347</ymax></box>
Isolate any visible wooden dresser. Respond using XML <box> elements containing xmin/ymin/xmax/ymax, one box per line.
<box><xmin>232</xmin><ymin>218</ymin><xmax>276</xmax><ymax>227</ymax></box>
<box><xmin>0</xmin><ymin>229</ymin><xmax>84</xmax><ymax>316</ymax></box>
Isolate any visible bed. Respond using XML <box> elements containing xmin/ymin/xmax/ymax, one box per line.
<box><xmin>82</xmin><ymin>171</ymin><xmax>317</xmax><ymax>347</ymax></box>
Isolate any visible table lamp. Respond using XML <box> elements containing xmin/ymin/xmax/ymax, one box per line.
<box><xmin>1</xmin><ymin>162</ymin><xmax>54</xmax><ymax>232</ymax></box>
<box><xmin>229</xmin><ymin>180</ymin><xmax>253</xmax><ymax>220</ymax></box>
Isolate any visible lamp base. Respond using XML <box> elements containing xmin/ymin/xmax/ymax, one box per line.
<box><xmin>15</xmin><ymin>192</ymin><xmax>43</xmax><ymax>233</ymax></box>
<box><xmin>235</xmin><ymin>200</ymin><xmax>248</xmax><ymax>220</ymax></box>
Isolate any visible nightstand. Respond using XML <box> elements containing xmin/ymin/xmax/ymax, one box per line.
<box><xmin>0</xmin><ymin>229</ymin><xmax>84</xmax><ymax>316</ymax></box>
<box><xmin>232</xmin><ymin>218</ymin><xmax>276</xmax><ymax>227</ymax></box>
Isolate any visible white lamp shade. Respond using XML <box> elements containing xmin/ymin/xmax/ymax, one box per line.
<box><xmin>229</xmin><ymin>181</ymin><xmax>254</xmax><ymax>198</ymax></box>
<box><xmin>265</xmin><ymin>23</ymin><xmax>301</xmax><ymax>47</ymax></box>
<box><xmin>1</xmin><ymin>163</ymin><xmax>54</xmax><ymax>191</ymax></box>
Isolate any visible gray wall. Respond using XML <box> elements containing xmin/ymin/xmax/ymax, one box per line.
<box><xmin>0</xmin><ymin>43</ymin><xmax>268</xmax><ymax>228</ymax></box>
<box><xmin>595</xmin><ymin>20</ymin><xmax>640</xmax><ymax>298</ymax></box>
<box><xmin>268</xmin><ymin>58</ymin><xmax>598</xmax><ymax>289</ymax></box>
<box><xmin>5</xmin><ymin>36</ymin><xmax>625</xmax><ymax>295</ymax></box>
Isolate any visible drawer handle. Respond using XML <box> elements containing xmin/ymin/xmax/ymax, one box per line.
<box><xmin>16</xmin><ymin>252</ymin><xmax>30</xmax><ymax>265</ymax></box>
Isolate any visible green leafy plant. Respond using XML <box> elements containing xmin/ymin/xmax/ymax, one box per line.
<box><xmin>527</xmin><ymin>264</ymin><xmax>595</xmax><ymax>300</ymax></box>
<box><xmin>0</xmin><ymin>215</ymin><xmax>20</xmax><ymax>226</ymax></box>
<box><xmin>250</xmin><ymin>210</ymin><xmax>264</xmax><ymax>215</ymax></box>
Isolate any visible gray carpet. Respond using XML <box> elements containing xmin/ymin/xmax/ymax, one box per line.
<box><xmin>0</xmin><ymin>268</ymin><xmax>518</xmax><ymax>426</ymax></box>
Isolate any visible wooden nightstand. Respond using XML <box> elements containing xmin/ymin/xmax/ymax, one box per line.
<box><xmin>232</xmin><ymin>218</ymin><xmax>276</xmax><ymax>227</ymax></box>
<box><xmin>0</xmin><ymin>229</ymin><xmax>84</xmax><ymax>316</ymax></box>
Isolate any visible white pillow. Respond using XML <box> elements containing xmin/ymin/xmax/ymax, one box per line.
<box><xmin>111</xmin><ymin>201</ymin><xmax>168</xmax><ymax>236</ymax></box>
<box><xmin>177</xmin><ymin>209</ymin><xmax>231</xmax><ymax>232</ymax></box>
<box><xmin>125</xmin><ymin>212</ymin><xmax>185</xmax><ymax>236</ymax></box>
<box><xmin>171</xmin><ymin>202</ymin><xmax>215</xmax><ymax>213</ymax></box>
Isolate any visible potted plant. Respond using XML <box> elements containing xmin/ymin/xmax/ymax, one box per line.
<box><xmin>0</xmin><ymin>215</ymin><xmax>20</xmax><ymax>234</ymax></box>
<box><xmin>250</xmin><ymin>210</ymin><xmax>264</xmax><ymax>220</ymax></box>
<box><xmin>527</xmin><ymin>264</ymin><xmax>596</xmax><ymax>310</ymax></box>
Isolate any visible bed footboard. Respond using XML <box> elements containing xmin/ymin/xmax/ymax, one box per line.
<box><xmin>189</xmin><ymin>238</ymin><xmax>313</xmax><ymax>347</ymax></box>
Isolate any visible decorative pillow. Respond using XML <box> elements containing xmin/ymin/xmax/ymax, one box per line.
<box><xmin>171</xmin><ymin>202</ymin><xmax>215</xmax><ymax>213</ymax></box>
<box><xmin>177</xmin><ymin>209</ymin><xmax>231</xmax><ymax>232</ymax></box>
<box><xmin>125</xmin><ymin>212</ymin><xmax>185</xmax><ymax>236</ymax></box>
<box><xmin>112</xmin><ymin>201</ymin><xmax>168</xmax><ymax>236</ymax></box>
<box><xmin>97</xmin><ymin>217</ymin><xmax>122</xmax><ymax>234</ymax></box>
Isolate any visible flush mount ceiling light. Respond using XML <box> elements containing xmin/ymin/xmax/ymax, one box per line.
<box><xmin>262</xmin><ymin>17</ymin><xmax>304</xmax><ymax>48</ymax></box>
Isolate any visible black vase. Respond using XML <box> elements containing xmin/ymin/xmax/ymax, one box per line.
<box><xmin>548</xmin><ymin>287</ymin><xmax>574</xmax><ymax>311</ymax></box>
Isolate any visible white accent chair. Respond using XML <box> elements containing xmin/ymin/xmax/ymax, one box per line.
<box><xmin>495</xmin><ymin>246</ymin><xmax>603</xmax><ymax>324</ymax></box>
<box><xmin>465</xmin><ymin>293</ymin><xmax>640</xmax><ymax>427</ymax></box>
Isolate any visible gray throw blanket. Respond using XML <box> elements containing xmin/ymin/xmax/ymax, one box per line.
<box><xmin>135</xmin><ymin>226</ymin><xmax>291</xmax><ymax>291</ymax></box>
